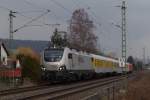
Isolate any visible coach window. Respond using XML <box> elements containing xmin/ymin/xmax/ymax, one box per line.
<box><xmin>91</xmin><ymin>57</ymin><xmax>94</xmax><ymax>62</ymax></box>
<box><xmin>68</xmin><ymin>53</ymin><xmax>72</xmax><ymax>59</ymax></box>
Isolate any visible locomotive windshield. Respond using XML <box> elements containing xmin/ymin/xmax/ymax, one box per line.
<box><xmin>44</xmin><ymin>49</ymin><xmax>64</xmax><ymax>62</ymax></box>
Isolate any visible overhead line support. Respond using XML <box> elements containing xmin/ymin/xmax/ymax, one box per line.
<box><xmin>9</xmin><ymin>10</ymin><xmax>16</xmax><ymax>50</ymax></box>
<box><xmin>121</xmin><ymin>1</ymin><xmax>127</xmax><ymax>63</ymax></box>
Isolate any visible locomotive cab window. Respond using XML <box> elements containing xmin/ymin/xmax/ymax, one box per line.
<box><xmin>44</xmin><ymin>48</ymin><xmax>64</xmax><ymax>62</ymax></box>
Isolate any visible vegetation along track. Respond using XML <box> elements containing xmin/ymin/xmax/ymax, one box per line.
<box><xmin>0</xmin><ymin>74</ymin><xmax>132</xmax><ymax>100</ymax></box>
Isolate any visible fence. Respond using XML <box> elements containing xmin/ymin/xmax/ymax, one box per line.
<box><xmin>0</xmin><ymin>67</ymin><xmax>22</xmax><ymax>86</ymax></box>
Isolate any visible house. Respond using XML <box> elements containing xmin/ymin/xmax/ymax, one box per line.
<box><xmin>0</xmin><ymin>42</ymin><xmax>9</xmax><ymax>65</ymax></box>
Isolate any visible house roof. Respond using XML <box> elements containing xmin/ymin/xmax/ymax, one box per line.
<box><xmin>0</xmin><ymin>42</ymin><xmax>9</xmax><ymax>56</ymax></box>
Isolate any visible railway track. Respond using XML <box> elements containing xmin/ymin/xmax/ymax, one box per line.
<box><xmin>0</xmin><ymin>75</ymin><xmax>129</xmax><ymax>100</ymax></box>
<box><xmin>0</xmin><ymin>82</ymin><xmax>51</xmax><ymax>96</ymax></box>
<box><xmin>23</xmin><ymin>76</ymin><xmax>125</xmax><ymax>100</ymax></box>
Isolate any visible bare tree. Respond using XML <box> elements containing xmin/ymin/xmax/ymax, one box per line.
<box><xmin>69</xmin><ymin>8</ymin><xmax>97</xmax><ymax>53</ymax></box>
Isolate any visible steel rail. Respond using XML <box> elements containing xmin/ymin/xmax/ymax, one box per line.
<box><xmin>19</xmin><ymin>76</ymin><xmax>126</xmax><ymax>100</ymax></box>
<box><xmin>0</xmin><ymin>75</ymin><xmax>128</xmax><ymax>96</ymax></box>
<box><xmin>0</xmin><ymin>82</ymin><xmax>51</xmax><ymax>96</ymax></box>
<box><xmin>0</xmin><ymin>74</ymin><xmax>133</xmax><ymax>100</ymax></box>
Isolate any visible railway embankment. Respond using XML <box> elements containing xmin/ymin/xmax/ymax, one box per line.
<box><xmin>118</xmin><ymin>70</ymin><xmax>150</xmax><ymax>100</ymax></box>
<box><xmin>0</xmin><ymin>75</ymin><xmax>126</xmax><ymax>100</ymax></box>
<box><xmin>0</xmin><ymin>78</ymin><xmax>35</xmax><ymax>91</ymax></box>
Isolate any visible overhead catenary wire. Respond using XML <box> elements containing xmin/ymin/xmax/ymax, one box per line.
<box><xmin>70</xmin><ymin>0</ymin><xmax>104</xmax><ymax>37</ymax></box>
<box><xmin>15</xmin><ymin>11</ymin><xmax>50</xmax><ymax>26</ymax></box>
<box><xmin>22</xmin><ymin>0</ymin><xmax>65</xmax><ymax>23</ymax></box>
<box><xmin>73</xmin><ymin>0</ymin><xmax>115</xmax><ymax>39</ymax></box>
<box><xmin>73</xmin><ymin>0</ymin><xmax>101</xmax><ymax>27</ymax></box>
<box><xmin>0</xmin><ymin>5</ymin><xmax>12</xmax><ymax>11</ymax></box>
<box><xmin>22</xmin><ymin>0</ymin><xmax>47</xmax><ymax>11</ymax></box>
<box><xmin>0</xmin><ymin>4</ymin><xmax>49</xmax><ymax>26</ymax></box>
<box><xmin>49</xmin><ymin>0</ymin><xmax>72</xmax><ymax>14</ymax></box>
<box><xmin>71</xmin><ymin>0</ymin><xmax>117</xmax><ymax>53</ymax></box>
<box><xmin>19</xmin><ymin>10</ymin><xmax>45</xmax><ymax>13</ymax></box>
<box><xmin>0</xmin><ymin>0</ymin><xmax>45</xmax><ymax>13</ymax></box>
<box><xmin>0</xmin><ymin>1</ymin><xmax>104</xmax><ymax>36</ymax></box>
<box><xmin>14</xmin><ymin>10</ymin><xmax>50</xmax><ymax>33</ymax></box>
<box><xmin>23</xmin><ymin>0</ymin><xmax>71</xmax><ymax>20</ymax></box>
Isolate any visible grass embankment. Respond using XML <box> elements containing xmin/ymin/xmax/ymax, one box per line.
<box><xmin>120</xmin><ymin>70</ymin><xmax>150</xmax><ymax>100</ymax></box>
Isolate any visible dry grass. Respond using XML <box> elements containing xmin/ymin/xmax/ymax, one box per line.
<box><xmin>121</xmin><ymin>70</ymin><xmax>150</xmax><ymax>100</ymax></box>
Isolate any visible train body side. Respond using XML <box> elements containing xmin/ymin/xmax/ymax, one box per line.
<box><xmin>41</xmin><ymin>47</ymin><xmax>132</xmax><ymax>81</ymax></box>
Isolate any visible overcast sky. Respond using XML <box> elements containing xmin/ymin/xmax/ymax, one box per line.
<box><xmin>0</xmin><ymin>0</ymin><xmax>149</xmax><ymax>59</ymax></box>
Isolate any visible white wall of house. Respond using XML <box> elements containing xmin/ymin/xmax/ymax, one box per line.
<box><xmin>1</xmin><ymin>45</ymin><xmax>8</xmax><ymax>65</ymax></box>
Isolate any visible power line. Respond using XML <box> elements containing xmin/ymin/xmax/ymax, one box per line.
<box><xmin>22</xmin><ymin>0</ymin><xmax>46</xmax><ymax>10</ymax></box>
<box><xmin>0</xmin><ymin>5</ymin><xmax>11</xmax><ymax>11</ymax></box>
<box><xmin>19</xmin><ymin>0</ymin><xmax>64</xmax><ymax>27</ymax></box>
<box><xmin>19</xmin><ymin>10</ymin><xmax>45</xmax><ymax>13</ymax></box>
<box><xmin>49</xmin><ymin>0</ymin><xmax>72</xmax><ymax>14</ymax></box>
<box><xmin>22</xmin><ymin>0</ymin><xmax>65</xmax><ymax>22</ymax></box>
<box><xmin>73</xmin><ymin>0</ymin><xmax>101</xmax><ymax>27</ymax></box>
<box><xmin>16</xmin><ymin>11</ymin><xmax>48</xmax><ymax>25</ymax></box>
<box><xmin>0</xmin><ymin>4</ymin><xmax>47</xmax><ymax>25</ymax></box>
<box><xmin>14</xmin><ymin>10</ymin><xmax>50</xmax><ymax>33</ymax></box>
<box><xmin>23</xmin><ymin>0</ymin><xmax>72</xmax><ymax>14</ymax></box>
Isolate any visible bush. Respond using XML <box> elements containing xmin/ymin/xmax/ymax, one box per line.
<box><xmin>16</xmin><ymin>48</ymin><xmax>41</xmax><ymax>82</ymax></box>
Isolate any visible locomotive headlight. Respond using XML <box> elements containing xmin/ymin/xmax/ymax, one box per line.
<box><xmin>59</xmin><ymin>67</ymin><xmax>63</xmax><ymax>70</ymax></box>
<box><xmin>41</xmin><ymin>66</ymin><xmax>46</xmax><ymax>71</ymax></box>
<box><xmin>58</xmin><ymin>66</ymin><xmax>66</xmax><ymax>71</ymax></box>
<box><xmin>43</xmin><ymin>67</ymin><xmax>46</xmax><ymax>71</ymax></box>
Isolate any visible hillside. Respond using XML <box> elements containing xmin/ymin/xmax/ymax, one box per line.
<box><xmin>0</xmin><ymin>38</ymin><xmax>49</xmax><ymax>54</ymax></box>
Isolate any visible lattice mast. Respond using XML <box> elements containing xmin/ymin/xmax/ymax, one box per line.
<box><xmin>121</xmin><ymin>1</ymin><xmax>127</xmax><ymax>63</ymax></box>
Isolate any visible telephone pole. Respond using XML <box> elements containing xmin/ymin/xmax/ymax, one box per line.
<box><xmin>9</xmin><ymin>10</ymin><xmax>16</xmax><ymax>50</ymax></box>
